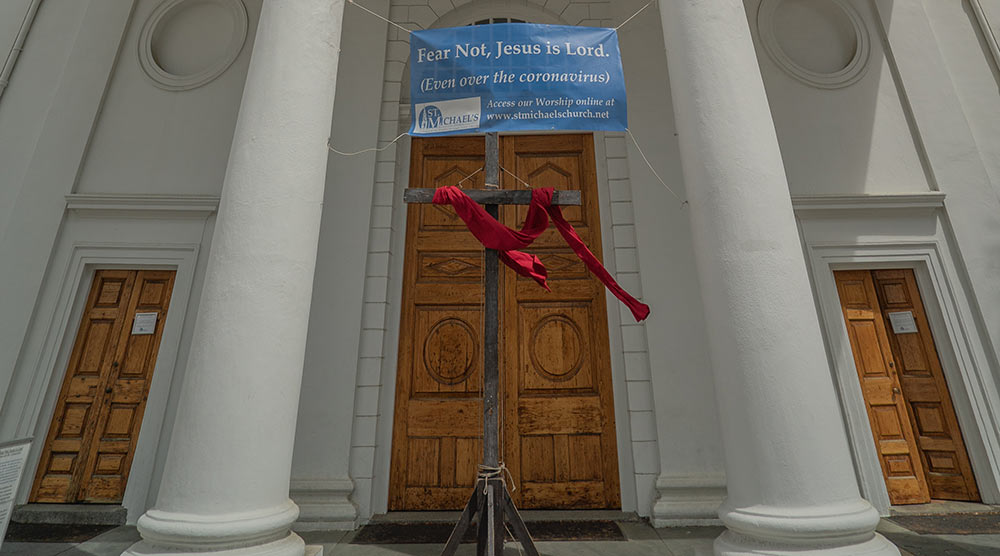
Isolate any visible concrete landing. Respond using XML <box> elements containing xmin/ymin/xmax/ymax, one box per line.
<box><xmin>4</xmin><ymin>519</ymin><xmax>1000</xmax><ymax>555</ymax></box>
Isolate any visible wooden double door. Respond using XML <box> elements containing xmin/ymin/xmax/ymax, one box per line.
<box><xmin>390</xmin><ymin>134</ymin><xmax>620</xmax><ymax>510</ymax></box>
<box><xmin>31</xmin><ymin>269</ymin><xmax>175</xmax><ymax>503</ymax></box>
<box><xmin>834</xmin><ymin>269</ymin><xmax>979</xmax><ymax>504</ymax></box>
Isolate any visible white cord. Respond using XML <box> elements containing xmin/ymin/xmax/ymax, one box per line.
<box><xmin>452</xmin><ymin>167</ymin><xmax>483</xmax><ymax>188</ymax></box>
<box><xmin>326</xmin><ymin>132</ymin><xmax>407</xmax><ymax>156</ymax></box>
<box><xmin>500</xmin><ymin>166</ymin><xmax>533</xmax><ymax>189</ymax></box>
<box><xmin>626</xmin><ymin>128</ymin><xmax>687</xmax><ymax>206</ymax></box>
<box><xmin>346</xmin><ymin>0</ymin><xmax>418</xmax><ymax>34</ymax></box>
<box><xmin>616</xmin><ymin>0</ymin><xmax>656</xmax><ymax>31</ymax></box>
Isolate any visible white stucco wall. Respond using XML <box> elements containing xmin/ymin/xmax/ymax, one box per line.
<box><xmin>747</xmin><ymin>0</ymin><xmax>932</xmax><ymax>196</ymax></box>
<box><xmin>923</xmin><ymin>0</ymin><xmax>1000</xmax><ymax>201</ymax></box>
<box><xmin>74</xmin><ymin>0</ymin><xmax>261</xmax><ymax>197</ymax></box>
<box><xmin>0</xmin><ymin>0</ymin><xmax>62</xmax><ymax>235</ymax></box>
<box><xmin>290</xmin><ymin>0</ymin><xmax>390</xmax><ymax>528</ymax></box>
<box><xmin>0</xmin><ymin>0</ymin><xmax>95</xmax><ymax>399</ymax></box>
<box><xmin>616</xmin><ymin>3</ymin><xmax>727</xmax><ymax>524</ymax></box>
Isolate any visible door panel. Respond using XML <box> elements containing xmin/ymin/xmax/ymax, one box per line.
<box><xmin>502</xmin><ymin>135</ymin><xmax>618</xmax><ymax>509</ymax></box>
<box><xmin>31</xmin><ymin>269</ymin><xmax>175</xmax><ymax>503</ymax></box>
<box><xmin>872</xmin><ymin>269</ymin><xmax>979</xmax><ymax>501</ymax></box>
<box><xmin>78</xmin><ymin>270</ymin><xmax>175</xmax><ymax>502</ymax></box>
<box><xmin>834</xmin><ymin>270</ymin><xmax>930</xmax><ymax>505</ymax></box>
<box><xmin>390</xmin><ymin>134</ymin><xmax>619</xmax><ymax>510</ymax></box>
<box><xmin>32</xmin><ymin>271</ymin><xmax>136</xmax><ymax>502</ymax></box>
<box><xmin>390</xmin><ymin>137</ymin><xmax>487</xmax><ymax>510</ymax></box>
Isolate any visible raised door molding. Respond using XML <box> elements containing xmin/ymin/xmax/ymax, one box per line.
<box><xmin>65</xmin><ymin>193</ymin><xmax>220</xmax><ymax>215</ymax></box>
<box><xmin>791</xmin><ymin>193</ymin><xmax>946</xmax><ymax>213</ymax></box>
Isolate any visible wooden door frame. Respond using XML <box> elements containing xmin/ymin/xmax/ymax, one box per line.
<box><xmin>807</xmin><ymin>244</ymin><xmax>1000</xmax><ymax>513</ymax></box>
<box><xmin>370</xmin><ymin>132</ymin><xmax>640</xmax><ymax>515</ymax></box>
<box><xmin>12</xmin><ymin>243</ymin><xmax>199</xmax><ymax>520</ymax></box>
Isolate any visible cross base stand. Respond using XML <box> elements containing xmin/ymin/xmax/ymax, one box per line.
<box><xmin>441</xmin><ymin>476</ymin><xmax>539</xmax><ymax>556</ymax></box>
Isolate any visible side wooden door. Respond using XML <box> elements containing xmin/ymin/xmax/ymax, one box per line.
<box><xmin>871</xmin><ymin>269</ymin><xmax>979</xmax><ymax>501</ymax></box>
<box><xmin>390</xmin><ymin>134</ymin><xmax>620</xmax><ymax>510</ymax></box>
<box><xmin>31</xmin><ymin>269</ymin><xmax>176</xmax><ymax>503</ymax></box>
<box><xmin>834</xmin><ymin>270</ymin><xmax>930</xmax><ymax>504</ymax></box>
<box><xmin>501</xmin><ymin>135</ymin><xmax>620</xmax><ymax>509</ymax></box>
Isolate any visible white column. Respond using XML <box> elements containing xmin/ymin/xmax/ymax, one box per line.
<box><xmin>123</xmin><ymin>1</ymin><xmax>344</xmax><ymax>555</ymax></box>
<box><xmin>657</xmin><ymin>2</ymin><xmax>897</xmax><ymax>555</ymax></box>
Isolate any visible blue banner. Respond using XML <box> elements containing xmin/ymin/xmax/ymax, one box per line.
<box><xmin>409</xmin><ymin>23</ymin><xmax>627</xmax><ymax>136</ymax></box>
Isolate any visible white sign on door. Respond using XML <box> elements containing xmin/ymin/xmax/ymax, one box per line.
<box><xmin>0</xmin><ymin>438</ymin><xmax>32</xmax><ymax>549</ymax></box>
<box><xmin>888</xmin><ymin>311</ymin><xmax>918</xmax><ymax>334</ymax></box>
<box><xmin>132</xmin><ymin>312</ymin><xmax>158</xmax><ymax>335</ymax></box>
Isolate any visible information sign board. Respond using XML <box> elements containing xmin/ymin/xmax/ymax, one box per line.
<box><xmin>0</xmin><ymin>438</ymin><xmax>32</xmax><ymax>549</ymax></box>
<box><xmin>888</xmin><ymin>311</ymin><xmax>918</xmax><ymax>334</ymax></box>
<box><xmin>409</xmin><ymin>23</ymin><xmax>627</xmax><ymax>135</ymax></box>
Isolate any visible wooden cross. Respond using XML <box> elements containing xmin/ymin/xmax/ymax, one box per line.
<box><xmin>403</xmin><ymin>132</ymin><xmax>582</xmax><ymax>556</ymax></box>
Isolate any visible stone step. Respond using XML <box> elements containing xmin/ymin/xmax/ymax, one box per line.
<box><xmin>11</xmin><ymin>503</ymin><xmax>127</xmax><ymax>526</ymax></box>
<box><xmin>370</xmin><ymin>509</ymin><xmax>642</xmax><ymax>523</ymax></box>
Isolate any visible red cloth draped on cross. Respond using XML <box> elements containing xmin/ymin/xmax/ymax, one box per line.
<box><xmin>432</xmin><ymin>186</ymin><xmax>650</xmax><ymax>322</ymax></box>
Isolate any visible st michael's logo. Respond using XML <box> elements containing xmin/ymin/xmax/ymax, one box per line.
<box><xmin>419</xmin><ymin>105</ymin><xmax>443</xmax><ymax>129</ymax></box>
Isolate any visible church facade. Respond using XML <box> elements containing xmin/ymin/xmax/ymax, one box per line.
<box><xmin>1</xmin><ymin>0</ymin><xmax>999</xmax><ymax>555</ymax></box>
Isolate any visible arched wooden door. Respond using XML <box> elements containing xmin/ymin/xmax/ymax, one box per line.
<box><xmin>389</xmin><ymin>134</ymin><xmax>620</xmax><ymax>510</ymax></box>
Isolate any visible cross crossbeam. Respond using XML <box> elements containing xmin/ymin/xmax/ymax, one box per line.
<box><xmin>403</xmin><ymin>132</ymin><xmax>581</xmax><ymax>556</ymax></box>
<box><xmin>403</xmin><ymin>188</ymin><xmax>582</xmax><ymax>205</ymax></box>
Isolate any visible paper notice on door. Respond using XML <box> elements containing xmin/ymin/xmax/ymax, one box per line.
<box><xmin>132</xmin><ymin>312</ymin><xmax>158</xmax><ymax>335</ymax></box>
<box><xmin>0</xmin><ymin>438</ymin><xmax>31</xmax><ymax>550</ymax></box>
<box><xmin>888</xmin><ymin>311</ymin><xmax>918</xmax><ymax>334</ymax></box>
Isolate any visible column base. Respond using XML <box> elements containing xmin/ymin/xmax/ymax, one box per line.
<box><xmin>122</xmin><ymin>532</ymin><xmax>314</xmax><ymax>556</ymax></box>
<box><xmin>716</xmin><ymin>499</ymin><xmax>899</xmax><ymax>555</ymax></box>
<box><xmin>126</xmin><ymin>500</ymin><xmax>300</xmax><ymax>554</ymax></box>
<box><xmin>715</xmin><ymin>530</ymin><xmax>899</xmax><ymax>555</ymax></box>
